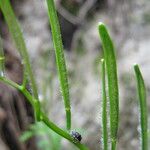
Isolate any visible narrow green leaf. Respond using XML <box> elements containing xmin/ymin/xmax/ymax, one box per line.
<box><xmin>46</xmin><ymin>0</ymin><xmax>71</xmax><ymax>130</ymax></box>
<box><xmin>98</xmin><ymin>22</ymin><xmax>119</xmax><ymax>150</ymax></box>
<box><xmin>0</xmin><ymin>0</ymin><xmax>40</xmax><ymax>120</ymax></box>
<box><xmin>134</xmin><ymin>64</ymin><xmax>148</xmax><ymax>150</ymax></box>
<box><xmin>0</xmin><ymin>36</ymin><xmax>5</xmax><ymax>77</ymax></box>
<box><xmin>20</xmin><ymin>131</ymin><xmax>33</xmax><ymax>142</ymax></box>
<box><xmin>101</xmin><ymin>59</ymin><xmax>108</xmax><ymax>150</ymax></box>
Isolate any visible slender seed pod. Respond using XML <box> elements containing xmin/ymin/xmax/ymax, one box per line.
<box><xmin>46</xmin><ymin>0</ymin><xmax>71</xmax><ymax>131</ymax></box>
<box><xmin>98</xmin><ymin>22</ymin><xmax>119</xmax><ymax>150</ymax></box>
<box><xmin>101</xmin><ymin>59</ymin><xmax>108</xmax><ymax>150</ymax></box>
<box><xmin>134</xmin><ymin>64</ymin><xmax>148</xmax><ymax>150</ymax></box>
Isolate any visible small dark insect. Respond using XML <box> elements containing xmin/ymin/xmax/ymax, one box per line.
<box><xmin>70</xmin><ymin>131</ymin><xmax>82</xmax><ymax>143</ymax></box>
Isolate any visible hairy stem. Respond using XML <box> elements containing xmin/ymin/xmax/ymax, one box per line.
<box><xmin>0</xmin><ymin>0</ymin><xmax>40</xmax><ymax>120</ymax></box>
<box><xmin>134</xmin><ymin>64</ymin><xmax>148</xmax><ymax>150</ymax></box>
<box><xmin>98</xmin><ymin>22</ymin><xmax>119</xmax><ymax>150</ymax></box>
<box><xmin>101</xmin><ymin>59</ymin><xmax>108</xmax><ymax>150</ymax></box>
<box><xmin>0</xmin><ymin>77</ymin><xmax>89</xmax><ymax>150</ymax></box>
<box><xmin>46</xmin><ymin>0</ymin><xmax>71</xmax><ymax>130</ymax></box>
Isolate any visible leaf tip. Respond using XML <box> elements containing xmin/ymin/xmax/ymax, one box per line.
<box><xmin>98</xmin><ymin>22</ymin><xmax>105</xmax><ymax>27</ymax></box>
<box><xmin>134</xmin><ymin>63</ymin><xmax>139</xmax><ymax>71</ymax></box>
<box><xmin>134</xmin><ymin>63</ymin><xmax>138</xmax><ymax>67</ymax></box>
<box><xmin>101</xmin><ymin>58</ymin><xmax>104</xmax><ymax>63</ymax></box>
<box><xmin>98</xmin><ymin>22</ymin><xmax>106</xmax><ymax>31</ymax></box>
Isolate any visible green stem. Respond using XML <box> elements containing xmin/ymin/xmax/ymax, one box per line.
<box><xmin>0</xmin><ymin>0</ymin><xmax>40</xmax><ymax>120</ymax></box>
<box><xmin>0</xmin><ymin>78</ymin><xmax>89</xmax><ymax>150</ymax></box>
<box><xmin>0</xmin><ymin>77</ymin><xmax>34</xmax><ymax>106</ymax></box>
<box><xmin>98</xmin><ymin>22</ymin><xmax>119</xmax><ymax>150</ymax></box>
<box><xmin>46</xmin><ymin>0</ymin><xmax>71</xmax><ymax>130</ymax></box>
<box><xmin>111</xmin><ymin>139</ymin><xmax>116</xmax><ymax>150</ymax></box>
<box><xmin>134</xmin><ymin>64</ymin><xmax>148</xmax><ymax>150</ymax></box>
<box><xmin>0</xmin><ymin>36</ymin><xmax>5</xmax><ymax>77</ymax></box>
<box><xmin>22</xmin><ymin>67</ymin><xmax>28</xmax><ymax>88</ymax></box>
<box><xmin>41</xmin><ymin>112</ymin><xmax>89</xmax><ymax>150</ymax></box>
<box><xmin>101</xmin><ymin>59</ymin><xmax>108</xmax><ymax>150</ymax></box>
<box><xmin>0</xmin><ymin>77</ymin><xmax>21</xmax><ymax>90</ymax></box>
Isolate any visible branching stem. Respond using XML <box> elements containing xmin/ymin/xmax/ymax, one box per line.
<box><xmin>0</xmin><ymin>77</ymin><xmax>89</xmax><ymax>150</ymax></box>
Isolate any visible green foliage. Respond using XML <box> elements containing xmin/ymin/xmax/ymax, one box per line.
<box><xmin>134</xmin><ymin>64</ymin><xmax>148</xmax><ymax>150</ymax></box>
<box><xmin>101</xmin><ymin>59</ymin><xmax>108</xmax><ymax>150</ymax></box>
<box><xmin>0</xmin><ymin>0</ymin><xmax>88</xmax><ymax>150</ymax></box>
<box><xmin>0</xmin><ymin>0</ymin><xmax>149</xmax><ymax>150</ymax></box>
<box><xmin>0</xmin><ymin>0</ymin><xmax>40</xmax><ymax>120</ymax></box>
<box><xmin>20</xmin><ymin>122</ymin><xmax>62</xmax><ymax>150</ymax></box>
<box><xmin>46</xmin><ymin>0</ymin><xmax>71</xmax><ymax>131</ymax></box>
<box><xmin>0</xmin><ymin>36</ymin><xmax>5</xmax><ymax>77</ymax></box>
<box><xmin>98</xmin><ymin>22</ymin><xmax>119</xmax><ymax>150</ymax></box>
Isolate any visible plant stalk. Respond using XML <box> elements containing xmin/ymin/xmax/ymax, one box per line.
<box><xmin>0</xmin><ymin>0</ymin><xmax>41</xmax><ymax>121</ymax></box>
<box><xmin>98</xmin><ymin>22</ymin><xmax>119</xmax><ymax>150</ymax></box>
<box><xmin>0</xmin><ymin>77</ymin><xmax>89</xmax><ymax>150</ymax></box>
<box><xmin>46</xmin><ymin>0</ymin><xmax>71</xmax><ymax>130</ymax></box>
<box><xmin>101</xmin><ymin>59</ymin><xmax>108</xmax><ymax>150</ymax></box>
<box><xmin>134</xmin><ymin>64</ymin><xmax>148</xmax><ymax>150</ymax></box>
<box><xmin>0</xmin><ymin>36</ymin><xmax>5</xmax><ymax>77</ymax></box>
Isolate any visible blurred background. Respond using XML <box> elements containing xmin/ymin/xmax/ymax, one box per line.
<box><xmin>0</xmin><ymin>0</ymin><xmax>150</xmax><ymax>150</ymax></box>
